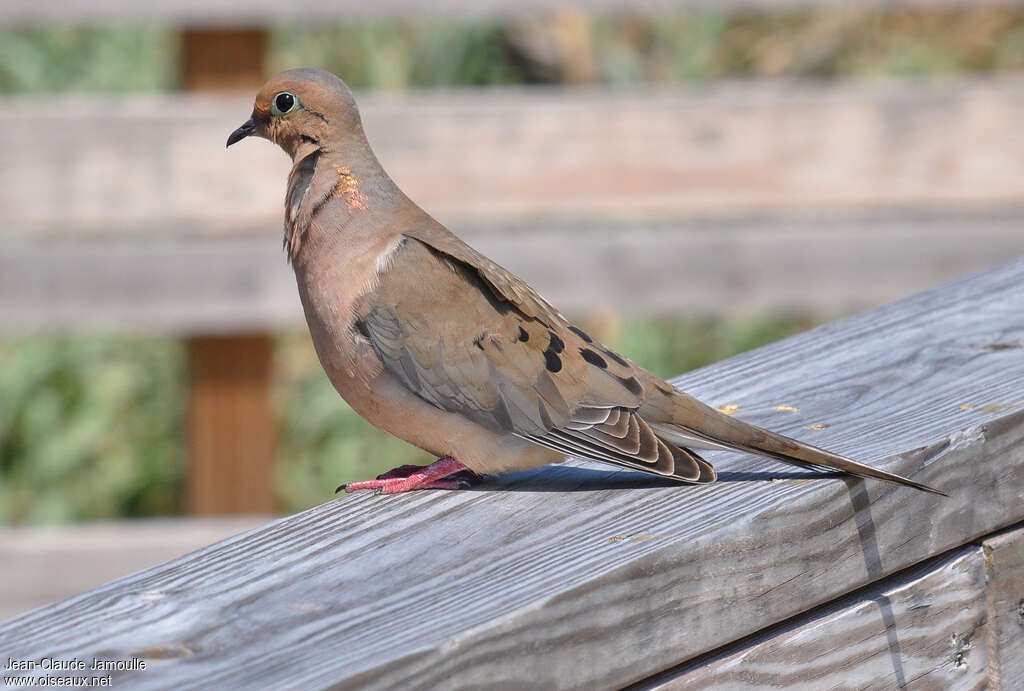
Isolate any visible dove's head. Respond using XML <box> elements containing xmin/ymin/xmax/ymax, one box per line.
<box><xmin>227</xmin><ymin>68</ymin><xmax>364</xmax><ymax>159</ymax></box>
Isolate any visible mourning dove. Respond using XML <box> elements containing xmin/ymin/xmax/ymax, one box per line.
<box><xmin>227</xmin><ymin>68</ymin><xmax>945</xmax><ymax>497</ymax></box>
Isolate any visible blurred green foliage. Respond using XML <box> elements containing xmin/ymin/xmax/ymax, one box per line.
<box><xmin>272</xmin><ymin>22</ymin><xmax>525</xmax><ymax>89</ymax></box>
<box><xmin>2</xmin><ymin>8</ymin><xmax>1024</xmax><ymax>93</ymax></box>
<box><xmin>0</xmin><ymin>27</ymin><xmax>176</xmax><ymax>92</ymax></box>
<box><xmin>289</xmin><ymin>8</ymin><xmax>1024</xmax><ymax>83</ymax></box>
<box><xmin>0</xmin><ymin>337</ymin><xmax>184</xmax><ymax>523</ymax></box>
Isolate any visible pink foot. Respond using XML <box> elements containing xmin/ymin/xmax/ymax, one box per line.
<box><xmin>339</xmin><ymin>457</ymin><xmax>481</xmax><ymax>495</ymax></box>
<box><xmin>376</xmin><ymin>463</ymin><xmax>484</xmax><ymax>484</ymax></box>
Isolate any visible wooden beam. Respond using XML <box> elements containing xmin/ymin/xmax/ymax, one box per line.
<box><xmin>983</xmin><ymin>526</ymin><xmax>1024</xmax><ymax>687</ymax></box>
<box><xmin>5</xmin><ymin>79</ymin><xmax>1024</xmax><ymax>230</ymax></box>
<box><xmin>646</xmin><ymin>545</ymin><xmax>992</xmax><ymax>688</ymax></box>
<box><xmin>186</xmin><ymin>335</ymin><xmax>276</xmax><ymax>514</ymax></box>
<box><xmin>1</xmin><ymin>213</ymin><xmax>1021</xmax><ymax>333</ymax></box>
<box><xmin>1</xmin><ymin>258</ymin><xmax>1022</xmax><ymax>687</ymax></box>
<box><xmin>4</xmin><ymin>79</ymin><xmax>1023</xmax><ymax>333</ymax></box>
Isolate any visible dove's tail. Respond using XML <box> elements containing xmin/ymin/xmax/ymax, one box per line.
<box><xmin>651</xmin><ymin>393</ymin><xmax>947</xmax><ymax>496</ymax></box>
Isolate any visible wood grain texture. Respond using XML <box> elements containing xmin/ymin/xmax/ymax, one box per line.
<box><xmin>646</xmin><ymin>546</ymin><xmax>991</xmax><ymax>689</ymax></box>
<box><xmin>5</xmin><ymin>79</ymin><xmax>1024</xmax><ymax>230</ymax></box>
<box><xmin>0</xmin><ymin>517</ymin><xmax>272</xmax><ymax>620</ymax></box>
<box><xmin>983</xmin><ymin>526</ymin><xmax>1024</xmax><ymax>689</ymax></box>
<box><xmin>3</xmin><ymin>211</ymin><xmax>1021</xmax><ymax>332</ymax></box>
<box><xmin>1</xmin><ymin>260</ymin><xmax>1022</xmax><ymax>689</ymax></box>
<box><xmin>1</xmin><ymin>0</ymin><xmax>1021</xmax><ymax>25</ymax></box>
<box><xmin>186</xmin><ymin>335</ymin><xmax>276</xmax><ymax>514</ymax></box>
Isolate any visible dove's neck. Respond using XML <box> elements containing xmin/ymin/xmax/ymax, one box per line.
<box><xmin>285</xmin><ymin>137</ymin><xmax>423</xmax><ymax>379</ymax></box>
<box><xmin>283</xmin><ymin>131</ymin><xmax>416</xmax><ymax>265</ymax></box>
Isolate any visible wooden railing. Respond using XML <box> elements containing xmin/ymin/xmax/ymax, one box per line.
<box><xmin>1</xmin><ymin>259</ymin><xmax>1022</xmax><ymax>687</ymax></box>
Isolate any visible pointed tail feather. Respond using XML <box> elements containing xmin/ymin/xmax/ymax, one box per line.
<box><xmin>660</xmin><ymin>395</ymin><xmax>947</xmax><ymax>496</ymax></box>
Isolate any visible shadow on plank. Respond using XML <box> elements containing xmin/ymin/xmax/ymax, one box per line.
<box><xmin>472</xmin><ymin>465</ymin><xmax>844</xmax><ymax>492</ymax></box>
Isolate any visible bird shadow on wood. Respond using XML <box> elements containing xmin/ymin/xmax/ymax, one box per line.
<box><xmin>846</xmin><ymin>478</ymin><xmax>907</xmax><ymax>688</ymax></box>
<box><xmin>473</xmin><ymin>466</ymin><xmax>844</xmax><ymax>492</ymax></box>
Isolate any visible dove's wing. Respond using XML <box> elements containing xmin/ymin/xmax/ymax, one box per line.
<box><xmin>360</xmin><ymin>225</ymin><xmax>944</xmax><ymax>495</ymax></box>
<box><xmin>356</xmin><ymin>234</ymin><xmax>710</xmax><ymax>482</ymax></box>
<box><xmin>402</xmin><ymin>222</ymin><xmax>567</xmax><ymax>328</ymax></box>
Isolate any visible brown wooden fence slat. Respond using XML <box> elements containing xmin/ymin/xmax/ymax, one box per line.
<box><xmin>186</xmin><ymin>334</ymin><xmax>276</xmax><ymax>514</ymax></box>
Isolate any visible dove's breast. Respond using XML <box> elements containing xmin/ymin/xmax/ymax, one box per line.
<box><xmin>288</xmin><ymin>203</ymin><xmax>558</xmax><ymax>474</ymax></box>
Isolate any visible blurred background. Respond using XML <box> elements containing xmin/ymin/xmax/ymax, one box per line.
<box><xmin>2</xmin><ymin>1</ymin><xmax>1023</xmax><ymax>616</ymax></box>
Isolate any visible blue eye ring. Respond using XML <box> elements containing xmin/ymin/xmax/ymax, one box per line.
<box><xmin>271</xmin><ymin>91</ymin><xmax>299</xmax><ymax>116</ymax></box>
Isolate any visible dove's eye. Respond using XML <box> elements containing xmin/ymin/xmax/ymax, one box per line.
<box><xmin>271</xmin><ymin>91</ymin><xmax>299</xmax><ymax>116</ymax></box>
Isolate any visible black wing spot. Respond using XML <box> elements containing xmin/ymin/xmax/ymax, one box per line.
<box><xmin>518</xmin><ymin>326</ymin><xmax>530</xmax><ymax>342</ymax></box>
<box><xmin>580</xmin><ymin>348</ymin><xmax>607</xmax><ymax>369</ymax></box>
<box><xmin>543</xmin><ymin>332</ymin><xmax>565</xmax><ymax>372</ymax></box>
<box><xmin>568</xmin><ymin>325</ymin><xmax>593</xmax><ymax>343</ymax></box>
<box><xmin>616</xmin><ymin>375</ymin><xmax>644</xmax><ymax>396</ymax></box>
<box><xmin>604</xmin><ymin>349</ymin><xmax>629</xmax><ymax>367</ymax></box>
<box><xmin>353</xmin><ymin>318</ymin><xmax>371</xmax><ymax>339</ymax></box>
<box><xmin>548</xmin><ymin>332</ymin><xmax>565</xmax><ymax>353</ymax></box>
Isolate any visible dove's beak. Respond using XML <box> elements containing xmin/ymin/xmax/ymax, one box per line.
<box><xmin>226</xmin><ymin>118</ymin><xmax>258</xmax><ymax>148</ymax></box>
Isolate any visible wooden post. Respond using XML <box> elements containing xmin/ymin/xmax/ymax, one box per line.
<box><xmin>186</xmin><ymin>335</ymin><xmax>276</xmax><ymax>514</ymax></box>
<box><xmin>183</xmin><ymin>28</ymin><xmax>274</xmax><ymax>513</ymax></box>
<box><xmin>180</xmin><ymin>28</ymin><xmax>267</xmax><ymax>91</ymax></box>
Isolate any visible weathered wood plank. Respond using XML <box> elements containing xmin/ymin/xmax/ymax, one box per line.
<box><xmin>1</xmin><ymin>0</ymin><xmax>1021</xmax><ymax>25</ymax></box>
<box><xmin>646</xmin><ymin>545</ymin><xmax>991</xmax><ymax>689</ymax></box>
<box><xmin>0</xmin><ymin>517</ymin><xmax>272</xmax><ymax>621</ymax></box>
<box><xmin>3</xmin><ymin>211</ymin><xmax>1021</xmax><ymax>332</ymax></box>
<box><xmin>983</xmin><ymin>526</ymin><xmax>1024</xmax><ymax>689</ymax></box>
<box><xmin>7</xmin><ymin>79</ymin><xmax>1021</xmax><ymax>331</ymax></box>
<box><xmin>5</xmin><ymin>79</ymin><xmax>1024</xmax><ymax>230</ymax></box>
<box><xmin>0</xmin><ymin>260</ymin><xmax>1022</xmax><ymax>688</ymax></box>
